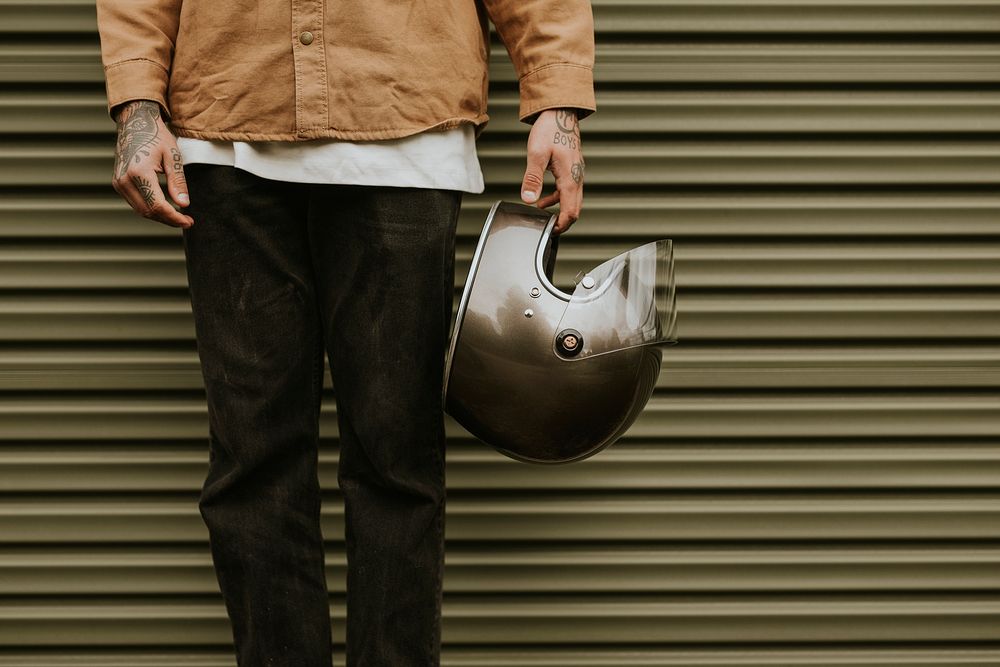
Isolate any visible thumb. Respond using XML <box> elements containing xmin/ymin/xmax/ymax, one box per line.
<box><xmin>521</xmin><ymin>148</ymin><xmax>547</xmax><ymax>204</ymax></box>
<box><xmin>163</xmin><ymin>145</ymin><xmax>190</xmax><ymax>208</ymax></box>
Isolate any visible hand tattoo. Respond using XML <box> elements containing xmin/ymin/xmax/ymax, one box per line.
<box><xmin>571</xmin><ymin>160</ymin><xmax>585</xmax><ymax>184</ymax></box>
<box><xmin>131</xmin><ymin>174</ymin><xmax>156</xmax><ymax>209</ymax></box>
<box><xmin>553</xmin><ymin>108</ymin><xmax>581</xmax><ymax>150</ymax></box>
<box><xmin>114</xmin><ymin>100</ymin><xmax>162</xmax><ymax>179</ymax></box>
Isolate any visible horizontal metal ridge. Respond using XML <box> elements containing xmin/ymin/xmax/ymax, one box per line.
<box><xmin>0</xmin><ymin>544</ymin><xmax>998</xmax><ymax>594</ymax></box>
<box><xmin>0</xmin><ymin>242</ymin><xmax>997</xmax><ymax>290</ymax></box>
<box><xmin>0</xmin><ymin>596</ymin><xmax>997</xmax><ymax>643</ymax></box>
<box><xmin>0</xmin><ymin>349</ymin><xmax>996</xmax><ymax>388</ymax></box>
<box><xmin>0</xmin><ymin>392</ymin><xmax>995</xmax><ymax>438</ymax></box>
<box><xmin>0</xmin><ymin>294</ymin><xmax>996</xmax><ymax>340</ymax></box>
<box><xmin>0</xmin><ymin>494</ymin><xmax>997</xmax><ymax>541</ymax></box>
<box><xmin>1</xmin><ymin>440</ymin><xmax>999</xmax><ymax>491</ymax></box>
<box><xmin>2</xmin><ymin>193</ymin><xmax>998</xmax><ymax>238</ymax></box>
<box><xmin>0</xmin><ymin>647</ymin><xmax>1000</xmax><ymax>667</ymax></box>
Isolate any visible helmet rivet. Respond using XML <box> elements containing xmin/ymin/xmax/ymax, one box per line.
<box><xmin>581</xmin><ymin>275</ymin><xmax>596</xmax><ymax>289</ymax></box>
<box><xmin>529</xmin><ymin>287</ymin><xmax>541</xmax><ymax>298</ymax></box>
<box><xmin>523</xmin><ymin>308</ymin><xmax>534</xmax><ymax>318</ymax></box>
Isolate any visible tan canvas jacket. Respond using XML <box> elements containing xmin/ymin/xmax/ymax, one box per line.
<box><xmin>95</xmin><ymin>0</ymin><xmax>596</xmax><ymax>142</ymax></box>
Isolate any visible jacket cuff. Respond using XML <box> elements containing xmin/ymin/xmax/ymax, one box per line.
<box><xmin>103</xmin><ymin>58</ymin><xmax>171</xmax><ymax>122</ymax></box>
<box><xmin>517</xmin><ymin>63</ymin><xmax>596</xmax><ymax>125</ymax></box>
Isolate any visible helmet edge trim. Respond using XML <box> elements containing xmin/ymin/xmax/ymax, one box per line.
<box><xmin>442</xmin><ymin>199</ymin><xmax>503</xmax><ymax>406</ymax></box>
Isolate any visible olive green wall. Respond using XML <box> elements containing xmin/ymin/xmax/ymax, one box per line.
<box><xmin>0</xmin><ymin>1</ymin><xmax>998</xmax><ymax>665</ymax></box>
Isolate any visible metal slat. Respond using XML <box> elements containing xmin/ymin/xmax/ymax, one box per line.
<box><xmin>0</xmin><ymin>544</ymin><xmax>998</xmax><ymax>594</ymax></box>
<box><xmin>0</xmin><ymin>596</ymin><xmax>997</xmax><ymax>645</ymax></box>
<box><xmin>0</xmin><ymin>648</ymin><xmax>1000</xmax><ymax>667</ymax></box>
<box><xmin>1</xmin><ymin>440</ymin><xmax>1000</xmax><ymax>491</ymax></box>
<box><xmin>0</xmin><ymin>241</ymin><xmax>999</xmax><ymax>289</ymax></box>
<box><xmin>0</xmin><ymin>392</ymin><xmax>997</xmax><ymax>439</ymax></box>
<box><xmin>0</xmin><ymin>493</ymin><xmax>997</xmax><ymax>542</ymax></box>
<box><xmin>2</xmin><ymin>193</ymin><xmax>999</xmax><ymax>238</ymax></box>
<box><xmin>0</xmin><ymin>293</ymin><xmax>995</xmax><ymax>340</ymax></box>
<box><xmin>0</xmin><ymin>344</ymin><xmax>996</xmax><ymax>390</ymax></box>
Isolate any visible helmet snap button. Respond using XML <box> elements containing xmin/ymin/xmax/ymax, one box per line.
<box><xmin>523</xmin><ymin>308</ymin><xmax>534</xmax><ymax>318</ymax></box>
<box><xmin>529</xmin><ymin>287</ymin><xmax>540</xmax><ymax>298</ymax></box>
<box><xmin>581</xmin><ymin>275</ymin><xmax>596</xmax><ymax>289</ymax></box>
<box><xmin>555</xmin><ymin>328</ymin><xmax>584</xmax><ymax>357</ymax></box>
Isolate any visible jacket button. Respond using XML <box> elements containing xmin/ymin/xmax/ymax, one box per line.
<box><xmin>299</xmin><ymin>30</ymin><xmax>314</xmax><ymax>45</ymax></box>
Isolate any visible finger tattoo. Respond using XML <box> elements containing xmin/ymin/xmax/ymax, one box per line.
<box><xmin>170</xmin><ymin>146</ymin><xmax>184</xmax><ymax>175</ymax></box>
<box><xmin>131</xmin><ymin>174</ymin><xmax>156</xmax><ymax>209</ymax></box>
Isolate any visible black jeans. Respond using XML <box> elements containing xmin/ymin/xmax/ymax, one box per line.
<box><xmin>180</xmin><ymin>164</ymin><xmax>462</xmax><ymax>667</ymax></box>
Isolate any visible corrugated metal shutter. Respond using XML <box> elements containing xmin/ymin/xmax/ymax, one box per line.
<box><xmin>1</xmin><ymin>0</ymin><xmax>999</xmax><ymax>665</ymax></box>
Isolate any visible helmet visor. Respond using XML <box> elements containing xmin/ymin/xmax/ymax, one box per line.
<box><xmin>554</xmin><ymin>239</ymin><xmax>678</xmax><ymax>359</ymax></box>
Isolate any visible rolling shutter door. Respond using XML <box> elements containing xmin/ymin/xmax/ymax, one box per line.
<box><xmin>0</xmin><ymin>1</ymin><xmax>998</xmax><ymax>664</ymax></box>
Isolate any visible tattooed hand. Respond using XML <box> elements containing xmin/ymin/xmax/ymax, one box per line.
<box><xmin>520</xmin><ymin>108</ymin><xmax>586</xmax><ymax>234</ymax></box>
<box><xmin>111</xmin><ymin>100</ymin><xmax>193</xmax><ymax>229</ymax></box>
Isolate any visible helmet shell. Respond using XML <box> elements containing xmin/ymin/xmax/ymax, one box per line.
<box><xmin>443</xmin><ymin>200</ymin><xmax>675</xmax><ymax>464</ymax></box>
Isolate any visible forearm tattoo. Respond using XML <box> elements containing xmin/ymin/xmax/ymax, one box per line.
<box><xmin>552</xmin><ymin>108</ymin><xmax>580</xmax><ymax>150</ymax></box>
<box><xmin>114</xmin><ymin>100</ymin><xmax>162</xmax><ymax>179</ymax></box>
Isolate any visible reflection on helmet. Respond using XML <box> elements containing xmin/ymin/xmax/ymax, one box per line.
<box><xmin>443</xmin><ymin>201</ymin><xmax>679</xmax><ymax>464</ymax></box>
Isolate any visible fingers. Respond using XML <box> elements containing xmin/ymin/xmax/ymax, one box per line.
<box><xmin>552</xmin><ymin>180</ymin><xmax>583</xmax><ymax>235</ymax></box>
<box><xmin>535</xmin><ymin>190</ymin><xmax>561</xmax><ymax>209</ymax></box>
<box><xmin>113</xmin><ymin>165</ymin><xmax>193</xmax><ymax>229</ymax></box>
<box><xmin>521</xmin><ymin>143</ymin><xmax>549</xmax><ymax>204</ymax></box>
<box><xmin>164</xmin><ymin>145</ymin><xmax>191</xmax><ymax>209</ymax></box>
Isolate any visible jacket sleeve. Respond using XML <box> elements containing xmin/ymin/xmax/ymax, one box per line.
<box><xmin>478</xmin><ymin>0</ymin><xmax>597</xmax><ymax>124</ymax></box>
<box><xmin>94</xmin><ymin>0</ymin><xmax>183</xmax><ymax>121</ymax></box>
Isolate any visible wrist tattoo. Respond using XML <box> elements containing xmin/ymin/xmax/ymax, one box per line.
<box><xmin>555</xmin><ymin>108</ymin><xmax>579</xmax><ymax>135</ymax></box>
<box><xmin>114</xmin><ymin>100</ymin><xmax>162</xmax><ymax>180</ymax></box>
<box><xmin>552</xmin><ymin>108</ymin><xmax>581</xmax><ymax>150</ymax></box>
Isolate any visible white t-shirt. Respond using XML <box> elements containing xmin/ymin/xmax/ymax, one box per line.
<box><xmin>175</xmin><ymin>124</ymin><xmax>485</xmax><ymax>193</ymax></box>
